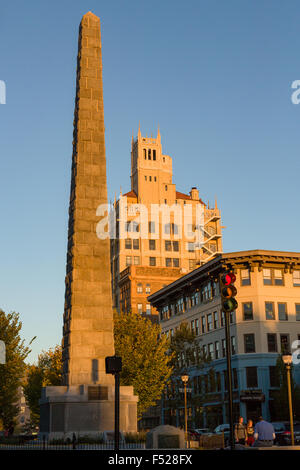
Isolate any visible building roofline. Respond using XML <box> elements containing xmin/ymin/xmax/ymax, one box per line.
<box><xmin>147</xmin><ymin>249</ymin><xmax>300</xmax><ymax>305</ymax></box>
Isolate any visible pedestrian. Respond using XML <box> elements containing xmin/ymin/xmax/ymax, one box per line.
<box><xmin>246</xmin><ymin>419</ymin><xmax>255</xmax><ymax>446</ymax></box>
<box><xmin>253</xmin><ymin>416</ymin><xmax>275</xmax><ymax>447</ymax></box>
<box><xmin>234</xmin><ymin>416</ymin><xmax>247</xmax><ymax>445</ymax></box>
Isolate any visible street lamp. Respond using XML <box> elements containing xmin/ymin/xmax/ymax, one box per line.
<box><xmin>282</xmin><ymin>354</ymin><xmax>295</xmax><ymax>446</ymax></box>
<box><xmin>181</xmin><ymin>372</ymin><xmax>189</xmax><ymax>446</ymax></box>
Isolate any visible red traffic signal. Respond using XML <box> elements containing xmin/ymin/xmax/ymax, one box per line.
<box><xmin>221</xmin><ymin>270</ymin><xmax>238</xmax><ymax>313</ymax></box>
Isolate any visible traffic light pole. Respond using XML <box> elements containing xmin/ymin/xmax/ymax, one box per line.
<box><xmin>225</xmin><ymin>310</ymin><xmax>235</xmax><ymax>450</ymax></box>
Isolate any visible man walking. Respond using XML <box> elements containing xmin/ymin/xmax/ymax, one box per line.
<box><xmin>253</xmin><ymin>416</ymin><xmax>275</xmax><ymax>447</ymax></box>
<box><xmin>234</xmin><ymin>416</ymin><xmax>247</xmax><ymax>445</ymax></box>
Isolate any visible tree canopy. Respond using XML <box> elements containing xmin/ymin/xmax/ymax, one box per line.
<box><xmin>0</xmin><ymin>310</ymin><xmax>31</xmax><ymax>430</ymax></box>
<box><xmin>23</xmin><ymin>345</ymin><xmax>62</xmax><ymax>427</ymax></box>
<box><xmin>114</xmin><ymin>311</ymin><xmax>173</xmax><ymax>418</ymax></box>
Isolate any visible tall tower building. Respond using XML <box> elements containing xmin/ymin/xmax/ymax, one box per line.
<box><xmin>111</xmin><ymin>126</ymin><xmax>223</xmax><ymax>317</ymax></box>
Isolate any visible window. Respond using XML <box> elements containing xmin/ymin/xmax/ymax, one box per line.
<box><xmin>191</xmin><ymin>320</ymin><xmax>195</xmax><ymax>334</ymax></box>
<box><xmin>207</xmin><ymin>313</ymin><xmax>213</xmax><ymax>331</ymax></box>
<box><xmin>213</xmin><ymin>311</ymin><xmax>219</xmax><ymax>329</ymax></box>
<box><xmin>153</xmin><ymin>150</ymin><xmax>156</xmax><ymax>160</ymax></box>
<box><xmin>143</xmin><ymin>149</ymin><xmax>146</xmax><ymax>159</ymax></box>
<box><xmin>195</xmin><ymin>319</ymin><xmax>199</xmax><ymax>336</ymax></box>
<box><xmin>293</xmin><ymin>270</ymin><xmax>300</xmax><ymax>286</ymax></box>
<box><xmin>164</xmin><ymin>223</ymin><xmax>178</xmax><ymax>235</ymax></box>
<box><xmin>269</xmin><ymin>366</ymin><xmax>280</xmax><ymax>388</ymax></box>
<box><xmin>146</xmin><ymin>304</ymin><xmax>151</xmax><ymax>314</ymax></box>
<box><xmin>233</xmin><ymin>368</ymin><xmax>238</xmax><ymax>389</ymax></box>
<box><xmin>241</xmin><ymin>269</ymin><xmax>251</xmax><ymax>286</ymax></box>
<box><xmin>263</xmin><ymin>268</ymin><xmax>284</xmax><ymax>286</ymax></box>
<box><xmin>165</xmin><ymin>240</ymin><xmax>172</xmax><ymax>251</ymax></box>
<box><xmin>137</xmin><ymin>283</ymin><xmax>143</xmax><ymax>294</ymax></box>
<box><xmin>173</xmin><ymin>241</ymin><xmax>179</xmax><ymax>252</ymax></box>
<box><xmin>244</xmin><ymin>334</ymin><xmax>255</xmax><ymax>353</ymax></box>
<box><xmin>173</xmin><ymin>258</ymin><xmax>179</xmax><ymax>267</ymax></box>
<box><xmin>296</xmin><ymin>304</ymin><xmax>300</xmax><ymax>321</ymax></box>
<box><xmin>221</xmin><ymin>311</ymin><xmax>225</xmax><ymax>327</ymax></box>
<box><xmin>165</xmin><ymin>185</ymin><xmax>168</xmax><ymax>191</ymax></box>
<box><xmin>208</xmin><ymin>343</ymin><xmax>214</xmax><ymax>360</ymax></box>
<box><xmin>278</xmin><ymin>303</ymin><xmax>288</xmax><ymax>321</ymax></box>
<box><xmin>243</xmin><ymin>302</ymin><xmax>253</xmax><ymax>321</ymax></box>
<box><xmin>215</xmin><ymin>341</ymin><xmax>220</xmax><ymax>359</ymax></box>
<box><xmin>154</xmin><ymin>176</ymin><xmax>157</xmax><ymax>182</ymax></box>
<box><xmin>246</xmin><ymin>367</ymin><xmax>258</xmax><ymax>388</ymax></box>
<box><xmin>148</xmin><ymin>149</ymin><xmax>151</xmax><ymax>160</ymax></box>
<box><xmin>149</xmin><ymin>176</ymin><xmax>152</xmax><ymax>182</ymax></box>
<box><xmin>126</xmin><ymin>256</ymin><xmax>132</xmax><ymax>266</ymax></box>
<box><xmin>149</xmin><ymin>257</ymin><xmax>156</xmax><ymax>266</ymax></box>
<box><xmin>222</xmin><ymin>339</ymin><xmax>226</xmax><ymax>357</ymax></box>
<box><xmin>138</xmin><ymin>303</ymin><xmax>143</xmax><ymax>314</ymax></box>
<box><xmin>125</xmin><ymin>238</ymin><xmax>132</xmax><ymax>249</ymax></box>
<box><xmin>165</xmin><ymin>258</ymin><xmax>172</xmax><ymax>267</ymax></box>
<box><xmin>280</xmin><ymin>334</ymin><xmax>290</xmax><ymax>354</ymax></box>
<box><xmin>149</xmin><ymin>221</ymin><xmax>155</xmax><ymax>233</ymax></box>
<box><xmin>133</xmin><ymin>256</ymin><xmax>140</xmax><ymax>265</ymax></box>
<box><xmin>187</xmin><ymin>242</ymin><xmax>195</xmax><ymax>252</ymax></box>
<box><xmin>189</xmin><ymin>259</ymin><xmax>196</xmax><ymax>270</ymax></box>
<box><xmin>263</xmin><ymin>269</ymin><xmax>272</xmax><ymax>285</ymax></box>
<box><xmin>274</xmin><ymin>269</ymin><xmax>284</xmax><ymax>285</ymax></box>
<box><xmin>265</xmin><ymin>302</ymin><xmax>275</xmax><ymax>320</ymax></box>
<box><xmin>145</xmin><ymin>284</ymin><xmax>150</xmax><ymax>294</ymax></box>
<box><xmin>267</xmin><ymin>333</ymin><xmax>277</xmax><ymax>352</ymax></box>
<box><xmin>133</xmin><ymin>239</ymin><xmax>139</xmax><ymax>250</ymax></box>
<box><xmin>216</xmin><ymin>372</ymin><xmax>221</xmax><ymax>391</ymax></box>
<box><xmin>231</xmin><ymin>336</ymin><xmax>236</xmax><ymax>355</ymax></box>
<box><xmin>201</xmin><ymin>316</ymin><xmax>206</xmax><ymax>334</ymax></box>
<box><xmin>149</xmin><ymin>239</ymin><xmax>156</xmax><ymax>250</ymax></box>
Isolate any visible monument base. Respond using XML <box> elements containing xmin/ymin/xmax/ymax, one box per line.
<box><xmin>39</xmin><ymin>383</ymin><xmax>138</xmax><ymax>441</ymax></box>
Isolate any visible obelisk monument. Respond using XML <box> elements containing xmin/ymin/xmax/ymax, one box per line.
<box><xmin>40</xmin><ymin>12</ymin><xmax>138</xmax><ymax>439</ymax></box>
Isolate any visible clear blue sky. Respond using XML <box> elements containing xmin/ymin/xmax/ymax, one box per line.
<box><xmin>1</xmin><ymin>0</ymin><xmax>299</xmax><ymax>361</ymax></box>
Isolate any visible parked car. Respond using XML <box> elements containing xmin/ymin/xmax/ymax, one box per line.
<box><xmin>214</xmin><ymin>424</ymin><xmax>231</xmax><ymax>446</ymax></box>
<box><xmin>271</xmin><ymin>421</ymin><xmax>300</xmax><ymax>446</ymax></box>
<box><xmin>194</xmin><ymin>428</ymin><xmax>212</xmax><ymax>436</ymax></box>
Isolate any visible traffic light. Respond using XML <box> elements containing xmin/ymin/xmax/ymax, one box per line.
<box><xmin>221</xmin><ymin>271</ymin><xmax>238</xmax><ymax>312</ymax></box>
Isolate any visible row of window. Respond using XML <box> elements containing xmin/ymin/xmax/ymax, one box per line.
<box><xmin>124</xmin><ymin>239</ymin><xmax>180</xmax><ymax>251</ymax></box>
<box><xmin>244</xmin><ymin>333</ymin><xmax>292</xmax><ymax>354</ymax></box>
<box><xmin>190</xmin><ymin>311</ymin><xmax>235</xmax><ymax>336</ymax></box>
<box><xmin>243</xmin><ymin>301</ymin><xmax>300</xmax><ymax>321</ymax></box>
<box><xmin>143</xmin><ymin>148</ymin><xmax>156</xmax><ymax>160</ymax></box>
<box><xmin>166</xmin><ymin>366</ymin><xmax>279</xmax><ymax>399</ymax></box>
<box><xmin>160</xmin><ymin>282</ymin><xmax>219</xmax><ymax>320</ymax></box>
<box><xmin>241</xmin><ymin>267</ymin><xmax>300</xmax><ymax>287</ymax></box>
<box><xmin>137</xmin><ymin>283</ymin><xmax>151</xmax><ymax>294</ymax></box>
<box><xmin>125</xmin><ymin>221</ymin><xmax>179</xmax><ymax>234</ymax></box>
<box><xmin>137</xmin><ymin>303</ymin><xmax>152</xmax><ymax>314</ymax></box>
<box><xmin>126</xmin><ymin>256</ymin><xmax>180</xmax><ymax>267</ymax></box>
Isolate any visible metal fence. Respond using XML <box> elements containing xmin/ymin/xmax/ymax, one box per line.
<box><xmin>0</xmin><ymin>438</ymin><xmax>146</xmax><ymax>451</ymax></box>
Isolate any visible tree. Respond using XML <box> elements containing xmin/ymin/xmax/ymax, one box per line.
<box><xmin>0</xmin><ymin>310</ymin><xmax>31</xmax><ymax>431</ymax></box>
<box><xmin>164</xmin><ymin>322</ymin><xmax>209</xmax><ymax>427</ymax></box>
<box><xmin>23</xmin><ymin>345</ymin><xmax>62</xmax><ymax>426</ymax></box>
<box><xmin>114</xmin><ymin>311</ymin><xmax>173</xmax><ymax>418</ymax></box>
<box><xmin>272</xmin><ymin>354</ymin><xmax>300</xmax><ymax>421</ymax></box>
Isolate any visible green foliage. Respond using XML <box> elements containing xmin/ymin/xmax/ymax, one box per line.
<box><xmin>23</xmin><ymin>345</ymin><xmax>62</xmax><ymax>425</ymax></box>
<box><xmin>169</xmin><ymin>321</ymin><xmax>206</xmax><ymax>374</ymax></box>
<box><xmin>164</xmin><ymin>322</ymin><xmax>208</xmax><ymax>423</ymax></box>
<box><xmin>0</xmin><ymin>310</ymin><xmax>31</xmax><ymax>430</ymax></box>
<box><xmin>114</xmin><ymin>311</ymin><xmax>173</xmax><ymax>418</ymax></box>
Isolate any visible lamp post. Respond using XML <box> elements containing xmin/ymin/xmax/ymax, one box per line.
<box><xmin>282</xmin><ymin>354</ymin><xmax>294</xmax><ymax>446</ymax></box>
<box><xmin>105</xmin><ymin>355</ymin><xmax>123</xmax><ymax>451</ymax></box>
<box><xmin>181</xmin><ymin>372</ymin><xmax>189</xmax><ymax>447</ymax></box>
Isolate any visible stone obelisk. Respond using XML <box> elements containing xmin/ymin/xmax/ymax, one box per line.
<box><xmin>62</xmin><ymin>11</ymin><xmax>114</xmax><ymax>387</ymax></box>
<box><xmin>40</xmin><ymin>12</ymin><xmax>137</xmax><ymax>439</ymax></box>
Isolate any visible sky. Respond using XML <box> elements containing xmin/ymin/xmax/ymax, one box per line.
<box><xmin>0</xmin><ymin>0</ymin><xmax>300</xmax><ymax>362</ymax></box>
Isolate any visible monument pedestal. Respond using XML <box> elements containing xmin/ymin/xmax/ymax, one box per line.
<box><xmin>39</xmin><ymin>384</ymin><xmax>138</xmax><ymax>440</ymax></box>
